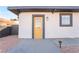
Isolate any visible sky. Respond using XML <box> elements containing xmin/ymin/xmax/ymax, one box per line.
<box><xmin>0</xmin><ymin>6</ymin><xmax>17</xmax><ymax>19</ymax></box>
<box><xmin>0</xmin><ymin>0</ymin><xmax>79</xmax><ymax>20</ymax></box>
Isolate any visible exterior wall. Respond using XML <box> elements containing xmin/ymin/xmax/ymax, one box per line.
<box><xmin>19</xmin><ymin>12</ymin><xmax>79</xmax><ymax>38</ymax></box>
<box><xmin>19</xmin><ymin>13</ymin><xmax>32</xmax><ymax>38</ymax></box>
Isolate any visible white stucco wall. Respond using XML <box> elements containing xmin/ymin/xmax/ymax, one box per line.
<box><xmin>19</xmin><ymin>13</ymin><xmax>32</xmax><ymax>38</ymax></box>
<box><xmin>19</xmin><ymin>12</ymin><xmax>79</xmax><ymax>38</ymax></box>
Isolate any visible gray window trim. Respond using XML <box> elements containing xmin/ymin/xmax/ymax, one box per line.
<box><xmin>60</xmin><ymin>13</ymin><xmax>73</xmax><ymax>27</ymax></box>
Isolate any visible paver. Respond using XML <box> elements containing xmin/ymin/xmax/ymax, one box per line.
<box><xmin>0</xmin><ymin>35</ymin><xmax>18</xmax><ymax>52</ymax></box>
<box><xmin>60</xmin><ymin>46</ymin><xmax>79</xmax><ymax>53</ymax></box>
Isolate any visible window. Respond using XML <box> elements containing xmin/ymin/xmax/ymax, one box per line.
<box><xmin>60</xmin><ymin>13</ymin><xmax>72</xmax><ymax>27</ymax></box>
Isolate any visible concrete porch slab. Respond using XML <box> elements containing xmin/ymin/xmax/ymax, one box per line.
<box><xmin>7</xmin><ymin>39</ymin><xmax>60</xmax><ymax>53</ymax></box>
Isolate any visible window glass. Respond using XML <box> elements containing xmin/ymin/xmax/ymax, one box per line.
<box><xmin>61</xmin><ymin>15</ymin><xmax>70</xmax><ymax>25</ymax></box>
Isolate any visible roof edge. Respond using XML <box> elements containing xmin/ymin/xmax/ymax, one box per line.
<box><xmin>8</xmin><ymin>6</ymin><xmax>79</xmax><ymax>15</ymax></box>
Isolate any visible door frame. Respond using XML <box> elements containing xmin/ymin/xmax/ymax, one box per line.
<box><xmin>32</xmin><ymin>15</ymin><xmax>45</xmax><ymax>39</ymax></box>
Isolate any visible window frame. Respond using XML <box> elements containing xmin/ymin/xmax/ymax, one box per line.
<box><xmin>60</xmin><ymin>13</ymin><xmax>73</xmax><ymax>27</ymax></box>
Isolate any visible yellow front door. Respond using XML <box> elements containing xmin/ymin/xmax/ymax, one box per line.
<box><xmin>33</xmin><ymin>15</ymin><xmax>44</xmax><ymax>39</ymax></box>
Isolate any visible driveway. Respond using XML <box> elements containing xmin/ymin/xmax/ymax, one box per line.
<box><xmin>1</xmin><ymin>36</ymin><xmax>79</xmax><ymax>53</ymax></box>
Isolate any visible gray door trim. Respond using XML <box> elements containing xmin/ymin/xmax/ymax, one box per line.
<box><xmin>32</xmin><ymin>15</ymin><xmax>45</xmax><ymax>39</ymax></box>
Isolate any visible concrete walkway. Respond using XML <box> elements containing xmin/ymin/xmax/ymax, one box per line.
<box><xmin>6</xmin><ymin>38</ymin><xmax>79</xmax><ymax>53</ymax></box>
<box><xmin>1</xmin><ymin>36</ymin><xmax>79</xmax><ymax>53</ymax></box>
<box><xmin>7</xmin><ymin>39</ymin><xmax>60</xmax><ymax>53</ymax></box>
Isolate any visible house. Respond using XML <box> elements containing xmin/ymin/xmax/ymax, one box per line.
<box><xmin>0</xmin><ymin>16</ymin><xmax>18</xmax><ymax>37</ymax></box>
<box><xmin>0</xmin><ymin>18</ymin><xmax>17</xmax><ymax>26</ymax></box>
<box><xmin>8</xmin><ymin>6</ymin><xmax>79</xmax><ymax>39</ymax></box>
